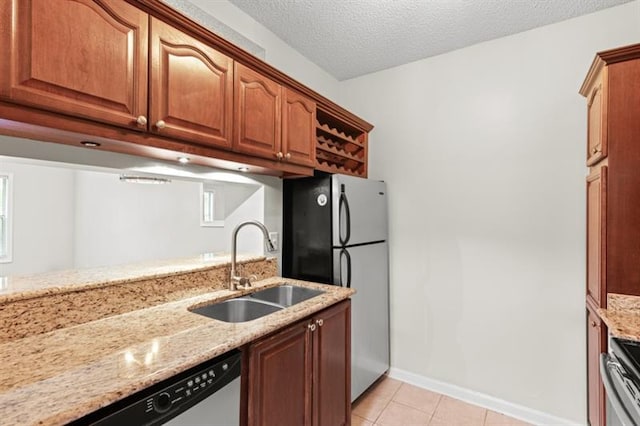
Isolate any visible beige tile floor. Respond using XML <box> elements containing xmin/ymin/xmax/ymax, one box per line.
<box><xmin>352</xmin><ymin>376</ymin><xmax>531</xmax><ymax>426</ymax></box>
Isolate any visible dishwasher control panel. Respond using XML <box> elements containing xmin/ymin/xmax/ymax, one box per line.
<box><xmin>72</xmin><ymin>350</ymin><xmax>242</xmax><ymax>426</ymax></box>
<box><xmin>148</xmin><ymin>356</ymin><xmax>234</xmax><ymax>415</ymax></box>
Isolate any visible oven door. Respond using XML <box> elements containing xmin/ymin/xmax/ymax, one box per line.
<box><xmin>600</xmin><ymin>353</ymin><xmax>640</xmax><ymax>426</ymax></box>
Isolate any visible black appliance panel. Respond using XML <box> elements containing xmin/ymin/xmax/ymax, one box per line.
<box><xmin>283</xmin><ymin>176</ymin><xmax>333</xmax><ymax>284</ymax></box>
<box><xmin>70</xmin><ymin>350</ymin><xmax>241</xmax><ymax>426</ymax></box>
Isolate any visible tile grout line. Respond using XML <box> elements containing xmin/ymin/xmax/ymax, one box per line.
<box><xmin>371</xmin><ymin>380</ymin><xmax>403</xmax><ymax>425</ymax></box>
<box><xmin>372</xmin><ymin>390</ymin><xmax>395</xmax><ymax>424</ymax></box>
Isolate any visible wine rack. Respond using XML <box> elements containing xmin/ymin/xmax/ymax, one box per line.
<box><xmin>315</xmin><ymin>108</ymin><xmax>368</xmax><ymax>177</ymax></box>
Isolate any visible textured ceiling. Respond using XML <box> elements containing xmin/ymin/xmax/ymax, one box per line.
<box><xmin>228</xmin><ymin>0</ymin><xmax>633</xmax><ymax>80</ymax></box>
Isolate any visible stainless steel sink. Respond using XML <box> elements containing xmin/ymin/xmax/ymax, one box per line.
<box><xmin>191</xmin><ymin>298</ymin><xmax>283</xmax><ymax>323</ymax></box>
<box><xmin>248</xmin><ymin>284</ymin><xmax>325</xmax><ymax>307</ymax></box>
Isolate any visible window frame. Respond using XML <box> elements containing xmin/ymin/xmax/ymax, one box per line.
<box><xmin>0</xmin><ymin>172</ymin><xmax>14</xmax><ymax>263</ymax></box>
<box><xmin>200</xmin><ymin>183</ymin><xmax>224</xmax><ymax>227</ymax></box>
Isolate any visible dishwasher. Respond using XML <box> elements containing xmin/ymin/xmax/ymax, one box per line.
<box><xmin>72</xmin><ymin>349</ymin><xmax>242</xmax><ymax>426</ymax></box>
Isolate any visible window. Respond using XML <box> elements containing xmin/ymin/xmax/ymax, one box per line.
<box><xmin>200</xmin><ymin>183</ymin><xmax>224</xmax><ymax>227</ymax></box>
<box><xmin>0</xmin><ymin>173</ymin><xmax>13</xmax><ymax>263</ymax></box>
<box><xmin>203</xmin><ymin>189</ymin><xmax>215</xmax><ymax>223</ymax></box>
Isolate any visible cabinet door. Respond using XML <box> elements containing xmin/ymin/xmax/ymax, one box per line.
<box><xmin>234</xmin><ymin>63</ymin><xmax>282</xmax><ymax>160</ymax></box>
<box><xmin>282</xmin><ymin>88</ymin><xmax>316</xmax><ymax>167</ymax></box>
<box><xmin>587</xmin><ymin>305</ymin><xmax>606</xmax><ymax>426</ymax></box>
<box><xmin>0</xmin><ymin>0</ymin><xmax>148</xmax><ymax>129</ymax></box>
<box><xmin>313</xmin><ymin>300</ymin><xmax>351</xmax><ymax>426</ymax></box>
<box><xmin>149</xmin><ymin>18</ymin><xmax>233</xmax><ymax>149</ymax></box>
<box><xmin>247</xmin><ymin>321</ymin><xmax>312</xmax><ymax>426</ymax></box>
<box><xmin>587</xmin><ymin>166</ymin><xmax>607</xmax><ymax>307</ymax></box>
<box><xmin>586</xmin><ymin>69</ymin><xmax>608</xmax><ymax>165</ymax></box>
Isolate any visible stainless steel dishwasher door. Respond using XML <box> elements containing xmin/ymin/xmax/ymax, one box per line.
<box><xmin>164</xmin><ymin>376</ymin><xmax>240</xmax><ymax>426</ymax></box>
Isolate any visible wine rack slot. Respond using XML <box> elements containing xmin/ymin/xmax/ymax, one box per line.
<box><xmin>315</xmin><ymin>108</ymin><xmax>368</xmax><ymax>177</ymax></box>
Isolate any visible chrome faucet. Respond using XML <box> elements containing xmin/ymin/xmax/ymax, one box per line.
<box><xmin>230</xmin><ymin>220</ymin><xmax>276</xmax><ymax>290</ymax></box>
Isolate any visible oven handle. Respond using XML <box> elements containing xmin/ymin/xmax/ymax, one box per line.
<box><xmin>600</xmin><ymin>353</ymin><xmax>638</xmax><ymax>426</ymax></box>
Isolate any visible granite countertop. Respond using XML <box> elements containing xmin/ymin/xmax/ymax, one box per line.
<box><xmin>598</xmin><ymin>293</ymin><xmax>640</xmax><ymax>341</ymax></box>
<box><xmin>0</xmin><ymin>253</ymin><xmax>263</xmax><ymax>303</ymax></box>
<box><xmin>0</xmin><ymin>277</ymin><xmax>355</xmax><ymax>425</ymax></box>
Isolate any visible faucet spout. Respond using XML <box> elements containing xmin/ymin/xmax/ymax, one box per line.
<box><xmin>230</xmin><ymin>220</ymin><xmax>275</xmax><ymax>290</ymax></box>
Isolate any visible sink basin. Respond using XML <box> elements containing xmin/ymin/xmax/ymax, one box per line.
<box><xmin>249</xmin><ymin>284</ymin><xmax>325</xmax><ymax>307</ymax></box>
<box><xmin>191</xmin><ymin>298</ymin><xmax>282</xmax><ymax>323</ymax></box>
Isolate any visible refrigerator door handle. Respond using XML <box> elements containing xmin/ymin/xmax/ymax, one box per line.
<box><xmin>339</xmin><ymin>185</ymin><xmax>351</xmax><ymax>246</ymax></box>
<box><xmin>345</xmin><ymin>248</ymin><xmax>352</xmax><ymax>288</ymax></box>
<box><xmin>340</xmin><ymin>248</ymin><xmax>352</xmax><ymax>288</ymax></box>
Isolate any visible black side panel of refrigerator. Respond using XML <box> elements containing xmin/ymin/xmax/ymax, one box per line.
<box><xmin>282</xmin><ymin>176</ymin><xmax>333</xmax><ymax>284</ymax></box>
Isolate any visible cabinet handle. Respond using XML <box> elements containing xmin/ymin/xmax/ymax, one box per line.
<box><xmin>136</xmin><ymin>115</ymin><xmax>147</xmax><ymax>127</ymax></box>
<box><xmin>316</xmin><ymin>319</ymin><xmax>323</xmax><ymax>327</ymax></box>
<box><xmin>308</xmin><ymin>323</ymin><xmax>316</xmax><ymax>332</ymax></box>
<box><xmin>591</xmin><ymin>147</ymin><xmax>599</xmax><ymax>155</ymax></box>
<box><xmin>285</xmin><ymin>152</ymin><xmax>291</xmax><ymax>160</ymax></box>
<box><xmin>155</xmin><ymin>120</ymin><xmax>166</xmax><ymax>130</ymax></box>
<box><xmin>276</xmin><ymin>152</ymin><xmax>284</xmax><ymax>160</ymax></box>
<box><xmin>591</xmin><ymin>321</ymin><xmax>597</xmax><ymax>327</ymax></box>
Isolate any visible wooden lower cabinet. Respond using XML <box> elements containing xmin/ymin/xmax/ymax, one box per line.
<box><xmin>587</xmin><ymin>304</ymin><xmax>607</xmax><ymax>426</ymax></box>
<box><xmin>245</xmin><ymin>300</ymin><xmax>351</xmax><ymax>426</ymax></box>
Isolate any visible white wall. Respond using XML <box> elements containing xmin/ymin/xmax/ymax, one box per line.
<box><xmin>73</xmin><ymin>170</ymin><xmax>264</xmax><ymax>268</ymax></box>
<box><xmin>0</xmin><ymin>162</ymin><xmax>76</xmax><ymax>275</ymax></box>
<box><xmin>187</xmin><ymin>0</ymin><xmax>340</xmax><ymax>101</ymax></box>
<box><xmin>338</xmin><ymin>2</ymin><xmax>640</xmax><ymax>423</ymax></box>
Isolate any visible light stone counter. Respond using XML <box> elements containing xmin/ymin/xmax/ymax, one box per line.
<box><xmin>598</xmin><ymin>293</ymin><xmax>640</xmax><ymax>340</ymax></box>
<box><xmin>0</xmin><ymin>276</ymin><xmax>354</xmax><ymax>425</ymax></box>
<box><xmin>0</xmin><ymin>255</ymin><xmax>276</xmax><ymax>343</ymax></box>
<box><xmin>0</xmin><ymin>253</ymin><xmax>262</xmax><ymax>303</ymax></box>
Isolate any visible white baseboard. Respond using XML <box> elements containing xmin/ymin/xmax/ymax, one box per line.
<box><xmin>387</xmin><ymin>367</ymin><xmax>582</xmax><ymax>426</ymax></box>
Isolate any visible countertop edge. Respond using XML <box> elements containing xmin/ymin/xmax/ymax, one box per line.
<box><xmin>0</xmin><ymin>255</ymin><xmax>267</xmax><ymax>304</ymax></box>
<box><xmin>0</xmin><ymin>277</ymin><xmax>355</xmax><ymax>426</ymax></box>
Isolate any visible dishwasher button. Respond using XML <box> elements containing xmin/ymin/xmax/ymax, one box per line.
<box><xmin>153</xmin><ymin>392</ymin><xmax>172</xmax><ymax>413</ymax></box>
<box><xmin>187</xmin><ymin>380</ymin><xmax>193</xmax><ymax>387</ymax></box>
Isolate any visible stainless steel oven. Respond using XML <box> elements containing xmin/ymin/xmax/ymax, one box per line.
<box><xmin>600</xmin><ymin>338</ymin><xmax>640</xmax><ymax>426</ymax></box>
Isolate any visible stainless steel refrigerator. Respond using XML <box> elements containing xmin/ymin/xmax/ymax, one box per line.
<box><xmin>283</xmin><ymin>174</ymin><xmax>390</xmax><ymax>401</ymax></box>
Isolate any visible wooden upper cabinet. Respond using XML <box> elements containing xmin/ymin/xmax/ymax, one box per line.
<box><xmin>0</xmin><ymin>0</ymin><xmax>148</xmax><ymax>129</ymax></box>
<box><xmin>149</xmin><ymin>18</ymin><xmax>233</xmax><ymax>149</ymax></box>
<box><xmin>234</xmin><ymin>63</ymin><xmax>282</xmax><ymax>160</ymax></box>
<box><xmin>586</xmin><ymin>67</ymin><xmax>608</xmax><ymax>165</ymax></box>
<box><xmin>581</xmin><ymin>45</ymin><xmax>640</xmax><ymax>298</ymax></box>
<box><xmin>586</xmin><ymin>166</ymin><xmax>607</xmax><ymax>307</ymax></box>
<box><xmin>282</xmin><ymin>89</ymin><xmax>316</xmax><ymax>167</ymax></box>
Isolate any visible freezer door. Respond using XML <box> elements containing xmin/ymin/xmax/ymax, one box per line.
<box><xmin>283</xmin><ymin>176</ymin><xmax>333</xmax><ymax>284</ymax></box>
<box><xmin>332</xmin><ymin>175</ymin><xmax>387</xmax><ymax>246</ymax></box>
<box><xmin>335</xmin><ymin>243</ymin><xmax>390</xmax><ymax>401</ymax></box>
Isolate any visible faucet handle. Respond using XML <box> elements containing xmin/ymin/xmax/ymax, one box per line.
<box><xmin>237</xmin><ymin>276</ymin><xmax>253</xmax><ymax>289</ymax></box>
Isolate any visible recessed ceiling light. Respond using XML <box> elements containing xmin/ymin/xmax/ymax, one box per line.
<box><xmin>238</xmin><ymin>166</ymin><xmax>250</xmax><ymax>172</ymax></box>
<box><xmin>177</xmin><ymin>156</ymin><xmax>190</xmax><ymax>164</ymax></box>
<box><xmin>81</xmin><ymin>141</ymin><xmax>101</xmax><ymax>147</ymax></box>
<box><xmin>119</xmin><ymin>175</ymin><xmax>171</xmax><ymax>184</ymax></box>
